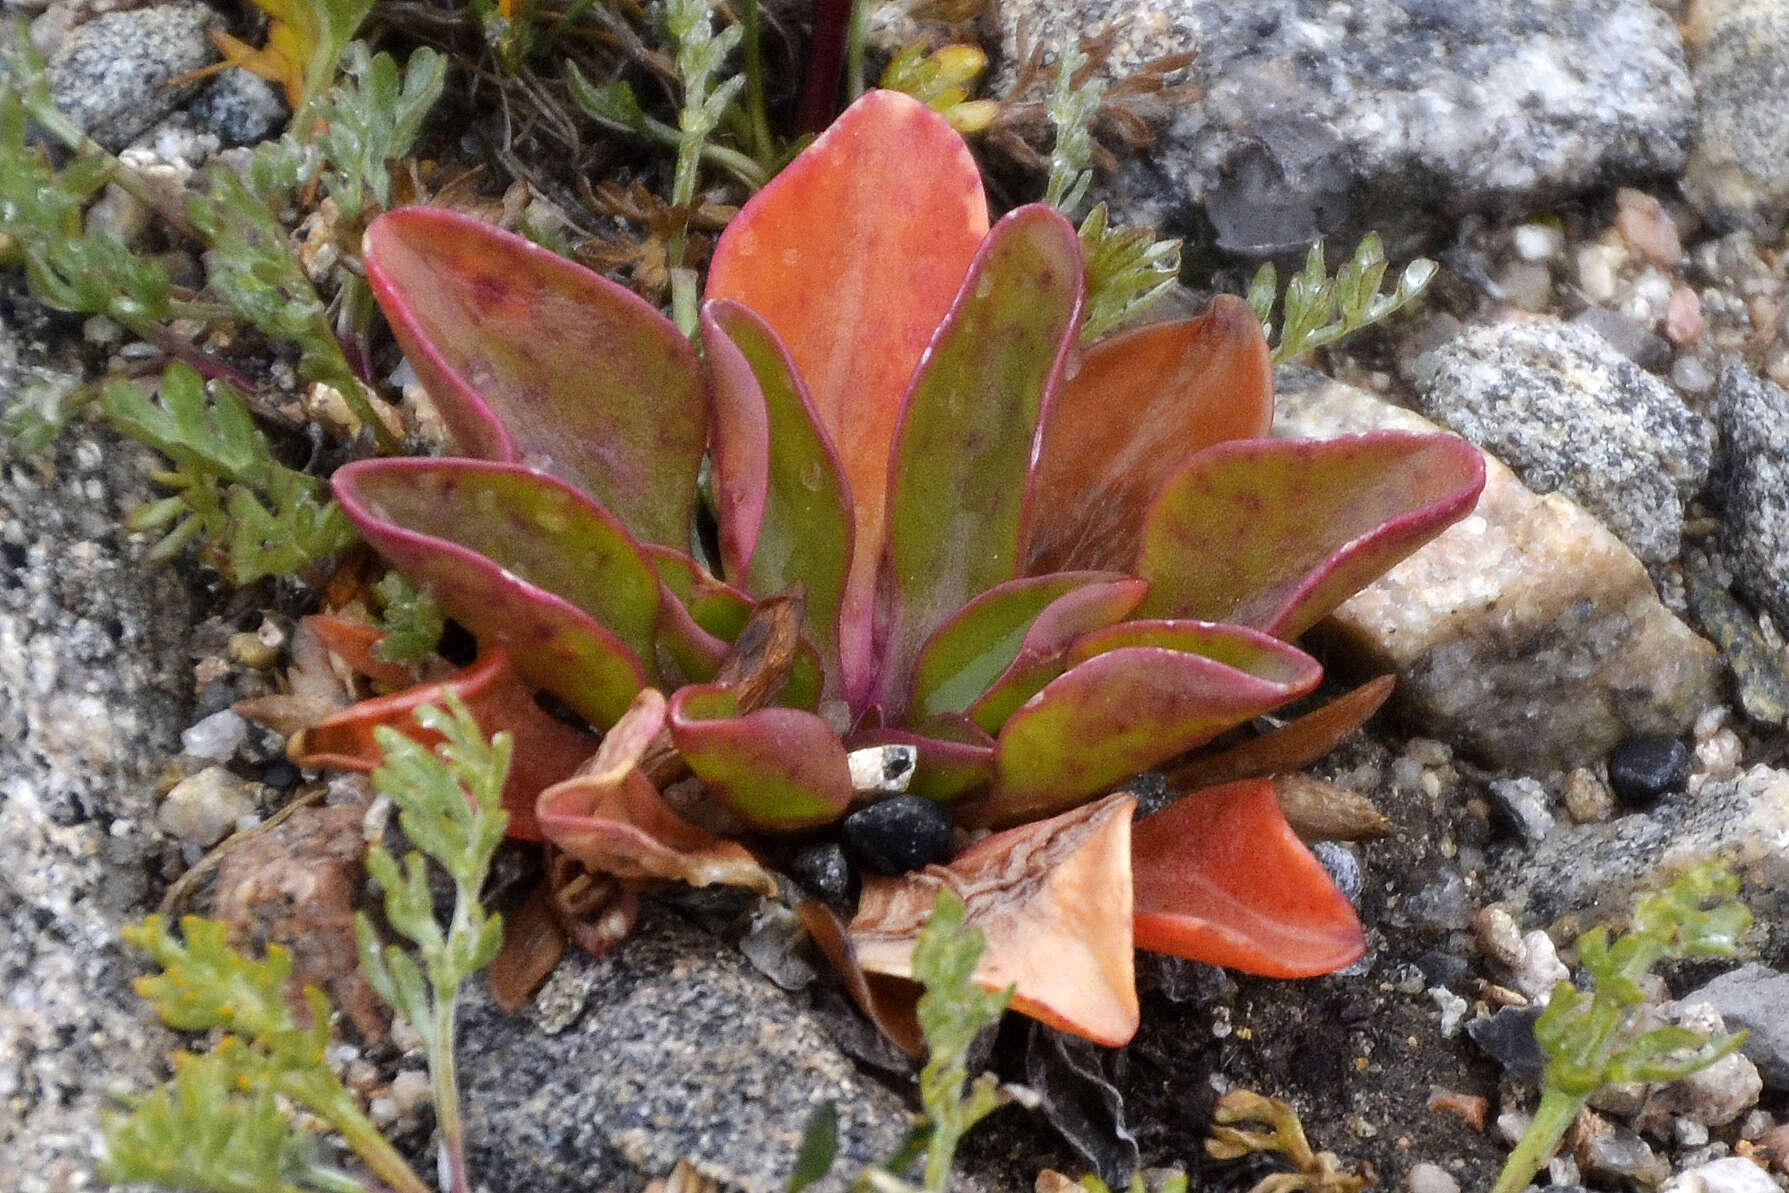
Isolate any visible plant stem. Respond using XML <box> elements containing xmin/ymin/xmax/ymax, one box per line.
<box><xmin>292</xmin><ymin>1077</ymin><xmax>434</xmax><ymax>1193</ymax></box>
<box><xmin>430</xmin><ymin>995</ymin><xmax>473</xmax><ymax>1193</ymax></box>
<box><xmin>740</xmin><ymin>0</ymin><xmax>775</xmax><ymax>165</ymax></box>
<box><xmin>843</xmin><ymin>0</ymin><xmax>869</xmax><ymax>104</ymax></box>
<box><xmin>23</xmin><ymin>94</ymin><xmax>202</xmax><ymax>242</ymax></box>
<box><xmin>1489</xmin><ymin>1086</ymin><xmax>1585</xmax><ymax>1193</ymax></box>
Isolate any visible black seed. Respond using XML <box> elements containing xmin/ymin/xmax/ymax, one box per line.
<box><xmin>790</xmin><ymin>842</ymin><xmax>855</xmax><ymax>903</ymax></box>
<box><xmin>1607</xmin><ymin>737</ymin><xmax>1691</xmax><ymax>807</ymax></box>
<box><xmin>840</xmin><ymin>795</ymin><xmax>953</xmax><ymax>876</ymax></box>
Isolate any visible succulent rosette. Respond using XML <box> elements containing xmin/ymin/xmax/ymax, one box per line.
<box><xmin>294</xmin><ymin>90</ymin><xmax>1484</xmax><ymax>1046</ymax></box>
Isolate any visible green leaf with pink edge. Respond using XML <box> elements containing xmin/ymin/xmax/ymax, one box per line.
<box><xmin>291</xmin><ymin>648</ymin><xmax>596</xmax><ymax>842</ymax></box>
<box><xmin>334</xmin><ymin>459</ymin><xmax>654</xmax><ymax>727</ymax></box>
<box><xmin>1131</xmin><ymin>778</ymin><xmax>1365</xmax><ymax>977</ymax></box>
<box><xmin>705</xmin><ymin>90</ymin><xmax>990</xmax><ymax>703</ymax></box>
<box><xmin>880</xmin><ymin>204</ymin><xmax>1086</xmax><ymax>707</ymax></box>
<box><xmin>667</xmin><ymin>683</ymin><xmax>853</xmax><ymax>831</ymax></box>
<box><xmin>1135</xmin><ymin>431</ymin><xmax>1486</xmax><ymax>639</ymax></box>
<box><xmin>702</xmin><ymin>299</ymin><xmax>854</xmax><ymax>684</ymax></box>
<box><xmin>643</xmin><ymin>546</ymin><xmax>824</xmax><ymax>707</ymax></box>
<box><xmin>362</xmin><ymin>207</ymin><xmax>705</xmax><ymax>548</ymax></box>
<box><xmin>848</xmin><ymin>715</ymin><xmax>995</xmax><ymax>803</ymax></box>
<box><xmin>963</xmin><ymin>577</ymin><xmax>1148</xmax><ymax>734</ymax></box>
<box><xmin>985</xmin><ymin>627</ymin><xmax>1322</xmax><ymax>826</ymax></box>
<box><xmin>1025</xmin><ymin>295</ymin><xmax>1274</xmax><ymax>574</ymax></box>
<box><xmin>536</xmin><ymin>689</ymin><xmax>778</xmax><ymax>895</ymax></box>
<box><xmin>907</xmin><ymin>572</ymin><xmax>1132</xmax><ymax>723</ymax></box>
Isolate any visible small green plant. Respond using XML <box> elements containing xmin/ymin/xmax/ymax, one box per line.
<box><xmin>1489</xmin><ymin>865</ymin><xmax>1752</xmax><ymax>1193</ymax></box>
<box><xmin>787</xmin><ymin>890</ymin><xmax>1015</xmax><ymax>1193</ymax></box>
<box><xmin>104</xmin><ymin>365</ymin><xmax>356</xmax><ymax>583</ymax></box>
<box><xmin>372</xmin><ymin>571</ymin><xmax>448</xmax><ymax>664</ymax></box>
<box><xmin>1248</xmin><ymin>235</ymin><xmax>1436</xmax><ymax>365</ymax></box>
<box><xmin>103</xmin><ymin>696</ymin><xmax>511</xmax><ymax>1193</ymax></box>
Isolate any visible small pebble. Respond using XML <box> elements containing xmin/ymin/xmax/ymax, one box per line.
<box><xmin>1738</xmin><ymin>1110</ymin><xmax>1774</xmax><ymax>1141</ymax></box>
<box><xmin>839</xmin><ymin>795</ymin><xmax>953</xmax><ymax>876</ymax></box>
<box><xmin>1466</xmin><ymin>1006</ymin><xmax>1546</xmax><ymax>1081</ymax></box>
<box><xmin>1615</xmin><ymin>188</ymin><xmax>1683</xmax><ymax>267</ymax></box>
<box><xmin>1666</xmin><ymin>286</ymin><xmax>1704</xmax><ymax>347</ymax></box>
<box><xmin>157</xmin><ymin>766</ymin><xmax>256</xmax><ymax>846</ymax></box>
<box><xmin>1430</xmin><ymin>987</ymin><xmax>1470</xmax><ymax>1038</ymax></box>
<box><xmin>1562</xmin><ymin>767</ymin><xmax>1615</xmax><ymax>823</ymax></box>
<box><xmin>1488</xmin><ymin>777</ymin><xmax>1554</xmax><ymax>842</ymax></box>
<box><xmin>389</xmin><ymin>1069</ymin><xmax>431</xmax><ymax>1117</ymax></box>
<box><xmin>1577</xmin><ymin>244</ymin><xmax>1621</xmax><ymax>304</ymax></box>
<box><xmin>845</xmin><ymin>744</ymin><xmax>916</xmax><ymax>796</ymax></box>
<box><xmin>1573</xmin><ymin>1109</ymin><xmax>1670</xmax><ymax>1187</ymax></box>
<box><xmin>1607</xmin><ymin>738</ymin><xmax>1691</xmax><ymax>806</ymax></box>
<box><xmin>1662</xmin><ymin>1157</ymin><xmax>1780</xmax><ymax>1193</ymax></box>
<box><xmin>228</xmin><ymin>630</ymin><xmax>280</xmax><ymax>669</ymax></box>
<box><xmin>1511</xmin><ymin>223</ymin><xmax>1563</xmax><ymax>262</ymax></box>
<box><xmin>1406</xmin><ymin>1162</ymin><xmax>1459</xmax><ymax>1193</ymax></box>
<box><xmin>181</xmin><ymin>709</ymin><xmax>249</xmax><ymax>762</ymax></box>
<box><xmin>261</xmin><ymin>760</ymin><xmax>301</xmax><ymax>791</ymax></box>
<box><xmin>1674</xmin><ymin>355</ymin><xmax>1716</xmax><ymax>394</ymax></box>
<box><xmin>1678</xmin><ymin>1120</ymin><xmax>1713</xmax><ymax>1149</ymax></box>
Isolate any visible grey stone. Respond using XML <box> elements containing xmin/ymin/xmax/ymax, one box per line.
<box><xmin>992</xmin><ymin>0</ymin><xmax>1693</xmax><ymax>254</ymax></box>
<box><xmin>1413</xmin><ymin>319</ymin><xmax>1713</xmax><ymax>566</ymax></box>
<box><xmin>189</xmin><ymin>68</ymin><xmax>288</xmax><ymax>147</ymax></box>
<box><xmin>1683</xmin><ymin>964</ymin><xmax>1789</xmax><ymax>1089</ymax></box>
<box><xmin>45</xmin><ymin>2</ymin><xmax>217</xmax><ymax>151</ymax></box>
<box><xmin>1664</xmin><ymin>1157</ymin><xmax>1781</xmax><ymax>1193</ymax></box>
<box><xmin>1572</xmin><ymin>306</ymin><xmax>1671</xmax><ymax>372</ymax></box>
<box><xmin>459</xmin><ymin>908</ymin><xmax>930</xmax><ymax>1193</ymax></box>
<box><xmin>1276</xmin><ymin>371</ymin><xmax>1721</xmax><ymax>770</ymax></box>
<box><xmin>1682</xmin><ymin>0</ymin><xmax>1789</xmax><ymax>237</ymax></box>
<box><xmin>1498</xmin><ymin>765</ymin><xmax>1789</xmax><ymax>965</ymax></box>
<box><xmin>1487</xmin><ymin>777</ymin><xmax>1554</xmax><ymax>843</ymax></box>
<box><xmin>1712</xmin><ymin>360</ymin><xmax>1789</xmax><ymax>631</ymax></box>
<box><xmin>181</xmin><ymin>707</ymin><xmax>248</xmax><ymax>761</ymax></box>
<box><xmin>1683</xmin><ymin>578</ymin><xmax>1789</xmax><ymax>727</ymax></box>
<box><xmin>0</xmin><ymin>291</ymin><xmax>196</xmax><ymax>1191</ymax></box>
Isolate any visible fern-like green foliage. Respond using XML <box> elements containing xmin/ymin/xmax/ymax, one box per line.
<box><xmin>106</xmin><ymin>699</ymin><xmax>513</xmax><ymax>1193</ymax></box>
<box><xmin>1249</xmin><ymin>235</ymin><xmax>1436</xmax><ymax>365</ymax></box>
<box><xmin>1042</xmin><ymin>42</ymin><xmax>1100</xmax><ymax>217</ymax></box>
<box><xmin>104</xmin><ymin>365</ymin><xmax>355</xmax><ymax>583</ymax></box>
<box><xmin>186</xmin><ymin>146</ymin><xmax>397</xmax><ymax>449</ymax></box>
<box><xmin>1078</xmin><ymin>203</ymin><xmax>1180</xmax><ymax>344</ymax></box>
<box><xmin>313</xmin><ymin>44</ymin><xmax>447</xmax><ymax>223</ymax></box>
<box><xmin>372</xmin><ymin>570</ymin><xmax>447</xmax><ymax>663</ymax></box>
<box><xmin>0</xmin><ymin>48</ymin><xmax>172</xmax><ymax>337</ymax></box>
<box><xmin>356</xmin><ymin>696</ymin><xmax>511</xmax><ymax>1191</ymax></box>
<box><xmin>1489</xmin><ymin>865</ymin><xmax>1752</xmax><ymax>1193</ymax></box>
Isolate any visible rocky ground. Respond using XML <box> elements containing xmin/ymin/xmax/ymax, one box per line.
<box><xmin>5</xmin><ymin>0</ymin><xmax>1789</xmax><ymax>1192</ymax></box>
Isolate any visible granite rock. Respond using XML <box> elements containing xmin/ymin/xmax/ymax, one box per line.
<box><xmin>1274</xmin><ymin>371</ymin><xmax>1721</xmax><ymax>770</ymax></box>
<box><xmin>0</xmin><ymin>291</ymin><xmax>195</xmax><ymax>1191</ymax></box>
<box><xmin>189</xmin><ymin>68</ymin><xmax>288</xmax><ymax>147</ymax></box>
<box><xmin>45</xmin><ymin>2</ymin><xmax>217</xmax><ymax>151</ymax></box>
<box><xmin>1682</xmin><ymin>964</ymin><xmax>1789</xmax><ymax>1090</ymax></box>
<box><xmin>1711</xmin><ymin>360</ymin><xmax>1789</xmax><ymax>632</ymax></box>
<box><xmin>1682</xmin><ymin>0</ymin><xmax>1789</xmax><ymax>237</ymax></box>
<box><xmin>1499</xmin><ymin>765</ymin><xmax>1789</xmax><ymax>964</ymax></box>
<box><xmin>459</xmin><ymin>908</ymin><xmax>932</xmax><ymax>1193</ymax></box>
<box><xmin>1412</xmin><ymin>318</ymin><xmax>1713</xmax><ymax>567</ymax></box>
<box><xmin>992</xmin><ymin>0</ymin><xmax>1693</xmax><ymax>254</ymax></box>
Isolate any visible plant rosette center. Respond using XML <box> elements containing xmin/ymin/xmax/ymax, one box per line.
<box><xmin>289</xmin><ymin>89</ymin><xmax>1485</xmax><ymax>1047</ymax></box>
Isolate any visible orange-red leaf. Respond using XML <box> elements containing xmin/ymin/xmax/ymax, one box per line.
<box><xmin>850</xmin><ymin>793</ymin><xmax>1139</xmax><ymax>1046</ymax></box>
<box><xmin>290</xmin><ymin>649</ymin><xmax>597</xmax><ymax>841</ymax></box>
<box><xmin>1026</xmin><ymin>295</ymin><xmax>1274</xmax><ymax>574</ymax></box>
<box><xmin>536</xmin><ymin>689</ymin><xmax>777</xmax><ymax>896</ymax></box>
<box><xmin>1131</xmin><ymin>779</ymin><xmax>1365</xmax><ymax>977</ymax></box>
<box><xmin>705</xmin><ymin>89</ymin><xmax>989</xmax><ymax>697</ymax></box>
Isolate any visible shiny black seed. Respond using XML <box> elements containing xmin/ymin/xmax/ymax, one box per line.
<box><xmin>840</xmin><ymin>795</ymin><xmax>953</xmax><ymax>876</ymax></box>
<box><xmin>1608</xmin><ymin>737</ymin><xmax>1691</xmax><ymax>807</ymax></box>
<box><xmin>789</xmin><ymin>842</ymin><xmax>855</xmax><ymax>903</ymax></box>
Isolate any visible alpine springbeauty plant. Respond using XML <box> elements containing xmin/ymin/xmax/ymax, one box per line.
<box><xmin>293</xmin><ymin>90</ymin><xmax>1484</xmax><ymax>1046</ymax></box>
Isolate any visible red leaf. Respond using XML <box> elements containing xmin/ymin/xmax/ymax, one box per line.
<box><xmin>362</xmin><ymin>208</ymin><xmax>705</xmax><ymax>548</ymax></box>
<box><xmin>850</xmin><ymin>793</ymin><xmax>1140</xmax><ymax>1047</ymax></box>
<box><xmin>705</xmin><ymin>90</ymin><xmax>989</xmax><ymax>699</ymax></box>
<box><xmin>1131</xmin><ymin>779</ymin><xmax>1365</xmax><ymax>977</ymax></box>
<box><xmin>290</xmin><ymin>649</ymin><xmax>597</xmax><ymax>841</ymax></box>
<box><xmin>1027</xmin><ymin>295</ymin><xmax>1274</xmax><ymax>574</ymax></box>
<box><xmin>536</xmin><ymin>689</ymin><xmax>777</xmax><ymax>895</ymax></box>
